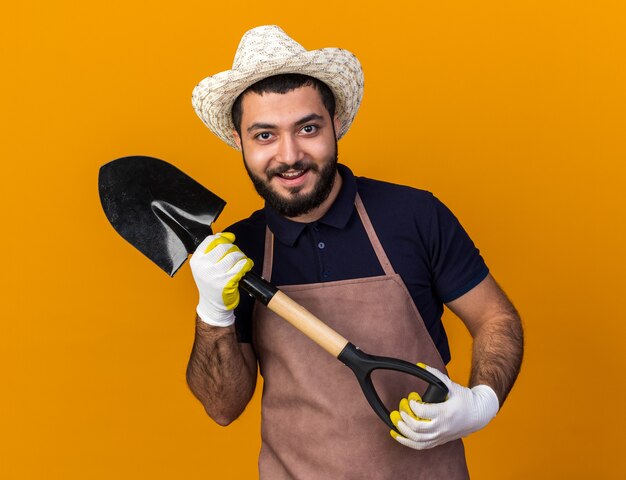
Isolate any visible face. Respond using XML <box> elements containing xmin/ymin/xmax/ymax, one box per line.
<box><xmin>233</xmin><ymin>85</ymin><xmax>340</xmax><ymax>219</ymax></box>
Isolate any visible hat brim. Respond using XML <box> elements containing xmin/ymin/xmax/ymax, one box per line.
<box><xmin>192</xmin><ymin>48</ymin><xmax>364</xmax><ymax>149</ymax></box>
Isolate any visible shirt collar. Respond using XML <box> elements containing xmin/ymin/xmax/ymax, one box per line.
<box><xmin>264</xmin><ymin>163</ymin><xmax>357</xmax><ymax>246</ymax></box>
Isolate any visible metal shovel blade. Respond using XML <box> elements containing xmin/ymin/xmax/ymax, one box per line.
<box><xmin>98</xmin><ymin>156</ymin><xmax>226</xmax><ymax>276</ymax></box>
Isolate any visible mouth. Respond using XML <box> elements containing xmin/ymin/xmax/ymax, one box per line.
<box><xmin>276</xmin><ymin>169</ymin><xmax>308</xmax><ymax>181</ymax></box>
<box><xmin>268</xmin><ymin>163</ymin><xmax>316</xmax><ymax>190</ymax></box>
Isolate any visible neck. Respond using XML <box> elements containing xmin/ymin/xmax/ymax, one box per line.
<box><xmin>287</xmin><ymin>171</ymin><xmax>343</xmax><ymax>223</ymax></box>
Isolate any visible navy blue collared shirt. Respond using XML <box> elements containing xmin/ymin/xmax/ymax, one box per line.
<box><xmin>228</xmin><ymin>164</ymin><xmax>489</xmax><ymax>364</ymax></box>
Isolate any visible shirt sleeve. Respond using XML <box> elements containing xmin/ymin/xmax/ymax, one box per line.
<box><xmin>427</xmin><ymin>195</ymin><xmax>489</xmax><ymax>303</ymax></box>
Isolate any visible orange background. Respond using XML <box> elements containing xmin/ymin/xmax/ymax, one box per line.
<box><xmin>2</xmin><ymin>1</ymin><xmax>625</xmax><ymax>478</ymax></box>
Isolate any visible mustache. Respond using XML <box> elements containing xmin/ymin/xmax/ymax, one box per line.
<box><xmin>266</xmin><ymin>161</ymin><xmax>319</xmax><ymax>180</ymax></box>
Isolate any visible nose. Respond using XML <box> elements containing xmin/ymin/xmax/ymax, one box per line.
<box><xmin>276</xmin><ymin>134</ymin><xmax>303</xmax><ymax>166</ymax></box>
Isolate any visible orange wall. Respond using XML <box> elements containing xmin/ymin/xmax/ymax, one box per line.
<box><xmin>2</xmin><ymin>1</ymin><xmax>625</xmax><ymax>478</ymax></box>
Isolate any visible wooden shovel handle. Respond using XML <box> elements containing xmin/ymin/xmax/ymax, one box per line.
<box><xmin>240</xmin><ymin>271</ymin><xmax>349</xmax><ymax>357</ymax></box>
<box><xmin>267</xmin><ymin>291</ymin><xmax>349</xmax><ymax>357</ymax></box>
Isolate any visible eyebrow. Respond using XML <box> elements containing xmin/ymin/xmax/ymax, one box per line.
<box><xmin>294</xmin><ymin>113</ymin><xmax>325</xmax><ymax>127</ymax></box>
<box><xmin>247</xmin><ymin>113</ymin><xmax>325</xmax><ymax>133</ymax></box>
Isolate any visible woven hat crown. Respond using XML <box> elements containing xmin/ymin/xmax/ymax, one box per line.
<box><xmin>232</xmin><ymin>26</ymin><xmax>307</xmax><ymax>69</ymax></box>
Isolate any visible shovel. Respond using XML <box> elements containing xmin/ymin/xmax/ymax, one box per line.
<box><xmin>98</xmin><ymin>155</ymin><xmax>448</xmax><ymax>432</ymax></box>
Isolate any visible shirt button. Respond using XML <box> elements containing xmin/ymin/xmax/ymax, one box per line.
<box><xmin>322</xmin><ymin>271</ymin><xmax>330</xmax><ymax>278</ymax></box>
<box><xmin>318</xmin><ymin>242</ymin><xmax>325</xmax><ymax>249</ymax></box>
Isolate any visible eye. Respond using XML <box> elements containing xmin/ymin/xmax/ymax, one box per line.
<box><xmin>300</xmin><ymin>125</ymin><xmax>318</xmax><ymax>135</ymax></box>
<box><xmin>255</xmin><ymin>132</ymin><xmax>273</xmax><ymax>142</ymax></box>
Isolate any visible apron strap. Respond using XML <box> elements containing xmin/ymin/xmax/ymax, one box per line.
<box><xmin>263</xmin><ymin>226</ymin><xmax>274</xmax><ymax>281</ymax></box>
<box><xmin>354</xmin><ymin>193</ymin><xmax>396</xmax><ymax>276</ymax></box>
<box><xmin>262</xmin><ymin>192</ymin><xmax>396</xmax><ymax>281</ymax></box>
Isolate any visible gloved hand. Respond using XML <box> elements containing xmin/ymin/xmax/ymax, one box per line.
<box><xmin>389</xmin><ymin>363</ymin><xmax>499</xmax><ymax>450</ymax></box>
<box><xmin>189</xmin><ymin>232</ymin><xmax>253</xmax><ymax>327</ymax></box>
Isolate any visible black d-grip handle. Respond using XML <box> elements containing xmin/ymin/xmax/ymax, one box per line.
<box><xmin>338</xmin><ymin>342</ymin><xmax>448</xmax><ymax>433</ymax></box>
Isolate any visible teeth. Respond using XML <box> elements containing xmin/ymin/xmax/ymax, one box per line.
<box><xmin>280</xmin><ymin>170</ymin><xmax>303</xmax><ymax>178</ymax></box>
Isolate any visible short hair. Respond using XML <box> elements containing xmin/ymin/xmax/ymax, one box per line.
<box><xmin>231</xmin><ymin>74</ymin><xmax>336</xmax><ymax>137</ymax></box>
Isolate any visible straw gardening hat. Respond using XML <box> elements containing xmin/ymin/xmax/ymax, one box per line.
<box><xmin>191</xmin><ymin>25</ymin><xmax>364</xmax><ymax>149</ymax></box>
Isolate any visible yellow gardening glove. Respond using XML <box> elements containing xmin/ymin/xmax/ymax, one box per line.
<box><xmin>389</xmin><ymin>363</ymin><xmax>499</xmax><ymax>450</ymax></box>
<box><xmin>390</xmin><ymin>391</ymin><xmax>428</xmax><ymax>440</ymax></box>
<box><xmin>189</xmin><ymin>232</ymin><xmax>253</xmax><ymax>326</ymax></box>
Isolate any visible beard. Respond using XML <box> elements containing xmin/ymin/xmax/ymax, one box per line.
<box><xmin>243</xmin><ymin>146</ymin><xmax>339</xmax><ymax>218</ymax></box>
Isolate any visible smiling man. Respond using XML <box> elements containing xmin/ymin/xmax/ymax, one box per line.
<box><xmin>186</xmin><ymin>26</ymin><xmax>523</xmax><ymax>479</ymax></box>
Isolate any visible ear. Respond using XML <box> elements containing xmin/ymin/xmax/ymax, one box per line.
<box><xmin>232</xmin><ymin>130</ymin><xmax>242</xmax><ymax>150</ymax></box>
<box><xmin>333</xmin><ymin>115</ymin><xmax>341</xmax><ymax>139</ymax></box>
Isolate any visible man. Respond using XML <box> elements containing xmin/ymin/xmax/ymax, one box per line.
<box><xmin>186</xmin><ymin>25</ymin><xmax>523</xmax><ymax>479</ymax></box>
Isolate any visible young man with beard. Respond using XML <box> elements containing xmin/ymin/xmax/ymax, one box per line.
<box><xmin>186</xmin><ymin>26</ymin><xmax>523</xmax><ymax>479</ymax></box>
